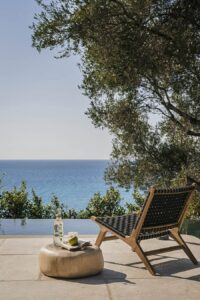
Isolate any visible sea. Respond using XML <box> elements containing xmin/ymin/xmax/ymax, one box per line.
<box><xmin>0</xmin><ymin>160</ymin><xmax>133</xmax><ymax>211</ymax></box>
<box><xmin>1</xmin><ymin>160</ymin><xmax>200</xmax><ymax>237</ymax></box>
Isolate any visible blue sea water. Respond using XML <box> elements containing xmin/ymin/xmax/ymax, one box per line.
<box><xmin>0</xmin><ymin>160</ymin><xmax>133</xmax><ymax>210</ymax></box>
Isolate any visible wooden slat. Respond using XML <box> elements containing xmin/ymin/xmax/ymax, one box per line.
<box><xmin>104</xmin><ymin>236</ymin><xmax>119</xmax><ymax>241</ymax></box>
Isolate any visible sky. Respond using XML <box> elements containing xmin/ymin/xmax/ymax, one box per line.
<box><xmin>0</xmin><ymin>0</ymin><xmax>112</xmax><ymax>160</ymax></box>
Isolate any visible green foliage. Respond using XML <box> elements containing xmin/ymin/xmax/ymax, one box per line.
<box><xmin>125</xmin><ymin>187</ymin><xmax>145</xmax><ymax>213</ymax></box>
<box><xmin>31</xmin><ymin>0</ymin><xmax>200</xmax><ymax>218</ymax></box>
<box><xmin>0</xmin><ymin>181</ymin><xmax>127</xmax><ymax>219</ymax></box>
<box><xmin>0</xmin><ymin>182</ymin><xmax>29</xmax><ymax>218</ymax></box>
<box><xmin>0</xmin><ymin>179</ymin><xmax>199</xmax><ymax>219</ymax></box>
<box><xmin>31</xmin><ymin>0</ymin><xmax>200</xmax><ymax>138</ymax></box>
<box><xmin>188</xmin><ymin>194</ymin><xmax>200</xmax><ymax>219</ymax></box>
<box><xmin>78</xmin><ymin>209</ymin><xmax>90</xmax><ymax>219</ymax></box>
<box><xmin>125</xmin><ymin>202</ymin><xmax>140</xmax><ymax>214</ymax></box>
<box><xmin>28</xmin><ymin>189</ymin><xmax>45</xmax><ymax>218</ymax></box>
<box><xmin>132</xmin><ymin>188</ymin><xmax>146</xmax><ymax>208</ymax></box>
<box><xmin>65</xmin><ymin>208</ymin><xmax>78</xmax><ymax>219</ymax></box>
<box><xmin>45</xmin><ymin>195</ymin><xmax>66</xmax><ymax>218</ymax></box>
<box><xmin>0</xmin><ymin>182</ymin><xmax>66</xmax><ymax>219</ymax></box>
<box><xmin>82</xmin><ymin>186</ymin><xmax>125</xmax><ymax>217</ymax></box>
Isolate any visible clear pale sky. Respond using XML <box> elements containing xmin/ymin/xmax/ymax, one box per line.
<box><xmin>0</xmin><ymin>0</ymin><xmax>112</xmax><ymax>160</ymax></box>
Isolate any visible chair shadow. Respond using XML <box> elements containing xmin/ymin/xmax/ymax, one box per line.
<box><xmin>105</xmin><ymin>256</ymin><xmax>200</xmax><ymax>281</ymax></box>
<box><xmin>53</xmin><ymin>268</ymin><xmax>135</xmax><ymax>285</ymax></box>
<box><xmin>185</xmin><ymin>241</ymin><xmax>200</xmax><ymax>247</ymax></box>
<box><xmin>154</xmin><ymin>257</ymin><xmax>200</xmax><ymax>280</ymax></box>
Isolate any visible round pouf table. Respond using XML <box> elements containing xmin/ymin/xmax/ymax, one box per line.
<box><xmin>39</xmin><ymin>244</ymin><xmax>104</xmax><ymax>278</ymax></box>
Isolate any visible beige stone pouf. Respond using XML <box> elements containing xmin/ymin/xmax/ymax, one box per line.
<box><xmin>39</xmin><ymin>244</ymin><xmax>104</xmax><ymax>278</ymax></box>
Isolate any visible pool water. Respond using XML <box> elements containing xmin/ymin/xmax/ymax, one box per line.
<box><xmin>0</xmin><ymin>219</ymin><xmax>199</xmax><ymax>238</ymax></box>
<box><xmin>0</xmin><ymin>219</ymin><xmax>98</xmax><ymax>235</ymax></box>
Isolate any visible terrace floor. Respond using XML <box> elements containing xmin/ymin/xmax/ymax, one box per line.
<box><xmin>0</xmin><ymin>234</ymin><xmax>200</xmax><ymax>300</ymax></box>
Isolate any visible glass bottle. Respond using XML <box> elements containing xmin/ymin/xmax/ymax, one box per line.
<box><xmin>53</xmin><ymin>208</ymin><xmax>64</xmax><ymax>246</ymax></box>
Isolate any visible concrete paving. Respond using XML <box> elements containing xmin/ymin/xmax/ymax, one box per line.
<box><xmin>0</xmin><ymin>234</ymin><xmax>199</xmax><ymax>300</ymax></box>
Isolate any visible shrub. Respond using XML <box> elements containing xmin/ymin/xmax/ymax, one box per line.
<box><xmin>0</xmin><ymin>181</ymin><xmax>29</xmax><ymax>218</ymax></box>
<box><xmin>81</xmin><ymin>186</ymin><xmax>125</xmax><ymax>217</ymax></box>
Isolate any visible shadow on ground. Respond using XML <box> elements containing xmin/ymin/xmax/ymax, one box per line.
<box><xmin>105</xmin><ymin>256</ymin><xmax>200</xmax><ymax>281</ymax></box>
<box><xmin>50</xmin><ymin>268</ymin><xmax>135</xmax><ymax>285</ymax></box>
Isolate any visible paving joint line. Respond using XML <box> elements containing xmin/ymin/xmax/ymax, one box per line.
<box><xmin>0</xmin><ymin>253</ymin><xmax>38</xmax><ymax>256</ymax></box>
<box><xmin>37</xmin><ymin>271</ymin><xmax>43</xmax><ymax>281</ymax></box>
<box><xmin>0</xmin><ymin>239</ymin><xmax>6</xmax><ymax>247</ymax></box>
<box><xmin>0</xmin><ymin>279</ymin><xmax>40</xmax><ymax>282</ymax></box>
<box><xmin>104</xmin><ymin>279</ymin><xmax>114</xmax><ymax>300</ymax></box>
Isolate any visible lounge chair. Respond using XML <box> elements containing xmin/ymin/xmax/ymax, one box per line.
<box><xmin>91</xmin><ymin>184</ymin><xmax>198</xmax><ymax>275</ymax></box>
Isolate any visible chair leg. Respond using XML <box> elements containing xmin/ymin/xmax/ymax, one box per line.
<box><xmin>95</xmin><ymin>229</ymin><xmax>107</xmax><ymax>247</ymax></box>
<box><xmin>170</xmin><ymin>229</ymin><xmax>198</xmax><ymax>265</ymax></box>
<box><xmin>134</xmin><ymin>242</ymin><xmax>156</xmax><ymax>275</ymax></box>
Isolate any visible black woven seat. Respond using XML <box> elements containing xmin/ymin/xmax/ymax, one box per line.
<box><xmin>96</xmin><ymin>213</ymin><xmax>139</xmax><ymax>237</ymax></box>
<box><xmin>96</xmin><ymin>214</ymin><xmax>171</xmax><ymax>240</ymax></box>
<box><xmin>92</xmin><ymin>184</ymin><xmax>198</xmax><ymax>275</ymax></box>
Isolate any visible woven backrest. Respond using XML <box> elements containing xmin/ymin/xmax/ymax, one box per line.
<box><xmin>141</xmin><ymin>185</ymin><xmax>195</xmax><ymax>229</ymax></box>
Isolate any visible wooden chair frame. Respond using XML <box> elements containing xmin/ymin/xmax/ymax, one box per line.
<box><xmin>91</xmin><ymin>185</ymin><xmax>198</xmax><ymax>275</ymax></box>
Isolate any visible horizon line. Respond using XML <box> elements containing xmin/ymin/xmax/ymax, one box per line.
<box><xmin>0</xmin><ymin>158</ymin><xmax>110</xmax><ymax>161</ymax></box>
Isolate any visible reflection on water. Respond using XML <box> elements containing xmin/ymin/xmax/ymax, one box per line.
<box><xmin>0</xmin><ymin>219</ymin><xmax>199</xmax><ymax>237</ymax></box>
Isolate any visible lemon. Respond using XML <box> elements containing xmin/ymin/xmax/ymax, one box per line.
<box><xmin>68</xmin><ymin>236</ymin><xmax>78</xmax><ymax>246</ymax></box>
